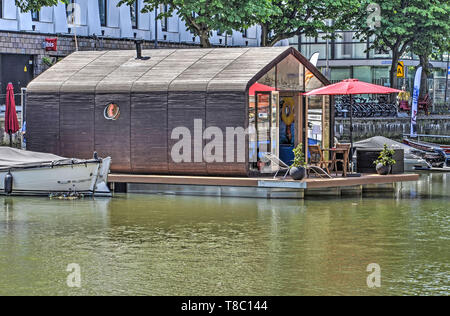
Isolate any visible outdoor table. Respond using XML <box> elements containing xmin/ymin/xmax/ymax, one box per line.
<box><xmin>324</xmin><ymin>147</ymin><xmax>350</xmax><ymax>177</ymax></box>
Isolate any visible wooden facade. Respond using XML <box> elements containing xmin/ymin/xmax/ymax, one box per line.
<box><xmin>26</xmin><ymin>47</ymin><xmax>329</xmax><ymax>176</ymax></box>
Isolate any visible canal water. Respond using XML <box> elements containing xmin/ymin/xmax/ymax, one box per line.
<box><xmin>0</xmin><ymin>173</ymin><xmax>448</xmax><ymax>296</ymax></box>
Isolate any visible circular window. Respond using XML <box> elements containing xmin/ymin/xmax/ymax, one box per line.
<box><xmin>104</xmin><ymin>103</ymin><xmax>120</xmax><ymax>121</ymax></box>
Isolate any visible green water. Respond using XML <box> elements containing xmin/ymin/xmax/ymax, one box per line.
<box><xmin>0</xmin><ymin>173</ymin><xmax>448</xmax><ymax>296</ymax></box>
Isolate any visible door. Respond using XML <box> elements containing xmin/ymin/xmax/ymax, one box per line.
<box><xmin>254</xmin><ymin>91</ymin><xmax>279</xmax><ymax>173</ymax></box>
<box><xmin>0</xmin><ymin>54</ymin><xmax>34</xmax><ymax>95</ymax></box>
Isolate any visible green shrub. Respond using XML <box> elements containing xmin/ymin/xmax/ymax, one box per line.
<box><xmin>292</xmin><ymin>143</ymin><xmax>306</xmax><ymax>168</ymax></box>
<box><xmin>374</xmin><ymin>144</ymin><xmax>396</xmax><ymax>166</ymax></box>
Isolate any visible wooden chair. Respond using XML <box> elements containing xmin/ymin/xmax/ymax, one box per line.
<box><xmin>418</xmin><ymin>93</ymin><xmax>431</xmax><ymax>115</ymax></box>
<box><xmin>333</xmin><ymin>144</ymin><xmax>351</xmax><ymax>177</ymax></box>
<box><xmin>308</xmin><ymin>145</ymin><xmax>332</xmax><ymax>175</ymax></box>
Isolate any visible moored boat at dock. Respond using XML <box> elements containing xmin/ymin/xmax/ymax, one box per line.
<box><xmin>403</xmin><ymin>138</ymin><xmax>450</xmax><ymax>168</ymax></box>
<box><xmin>0</xmin><ymin>148</ymin><xmax>111</xmax><ymax>197</ymax></box>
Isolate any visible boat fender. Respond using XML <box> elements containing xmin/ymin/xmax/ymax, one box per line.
<box><xmin>4</xmin><ymin>171</ymin><xmax>13</xmax><ymax>195</ymax></box>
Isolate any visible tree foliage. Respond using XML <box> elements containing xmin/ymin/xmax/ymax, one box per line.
<box><xmin>353</xmin><ymin>0</ymin><xmax>423</xmax><ymax>89</ymax></box>
<box><xmin>15</xmin><ymin>0</ymin><xmax>67</xmax><ymax>12</ymax></box>
<box><xmin>119</xmin><ymin>0</ymin><xmax>276</xmax><ymax>48</ymax></box>
<box><xmin>260</xmin><ymin>0</ymin><xmax>361</xmax><ymax>47</ymax></box>
<box><xmin>407</xmin><ymin>1</ymin><xmax>450</xmax><ymax>95</ymax></box>
<box><xmin>353</xmin><ymin>0</ymin><xmax>449</xmax><ymax>90</ymax></box>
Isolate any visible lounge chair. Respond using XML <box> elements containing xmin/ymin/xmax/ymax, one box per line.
<box><xmin>263</xmin><ymin>153</ymin><xmax>291</xmax><ymax>179</ymax></box>
<box><xmin>263</xmin><ymin>152</ymin><xmax>332</xmax><ymax>179</ymax></box>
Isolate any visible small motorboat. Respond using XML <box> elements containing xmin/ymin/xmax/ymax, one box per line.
<box><xmin>0</xmin><ymin>148</ymin><xmax>111</xmax><ymax>197</ymax></box>
<box><xmin>403</xmin><ymin>138</ymin><xmax>450</xmax><ymax>168</ymax></box>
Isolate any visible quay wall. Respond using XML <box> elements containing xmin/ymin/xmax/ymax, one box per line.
<box><xmin>335</xmin><ymin>115</ymin><xmax>450</xmax><ymax>143</ymax></box>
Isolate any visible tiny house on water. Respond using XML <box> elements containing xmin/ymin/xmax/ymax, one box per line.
<box><xmin>26</xmin><ymin>47</ymin><xmax>331</xmax><ymax>176</ymax></box>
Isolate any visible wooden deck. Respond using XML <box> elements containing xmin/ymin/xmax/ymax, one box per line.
<box><xmin>108</xmin><ymin>173</ymin><xmax>419</xmax><ymax>199</ymax></box>
<box><xmin>109</xmin><ymin>173</ymin><xmax>419</xmax><ymax>189</ymax></box>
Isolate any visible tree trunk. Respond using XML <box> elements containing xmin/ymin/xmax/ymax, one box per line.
<box><xmin>389</xmin><ymin>51</ymin><xmax>400</xmax><ymax>102</ymax></box>
<box><xmin>260</xmin><ymin>23</ymin><xmax>268</xmax><ymax>47</ymax></box>
<box><xmin>390</xmin><ymin>51</ymin><xmax>400</xmax><ymax>90</ymax></box>
<box><xmin>199</xmin><ymin>32</ymin><xmax>212</xmax><ymax>48</ymax></box>
<box><xmin>419</xmin><ymin>54</ymin><xmax>429</xmax><ymax>98</ymax></box>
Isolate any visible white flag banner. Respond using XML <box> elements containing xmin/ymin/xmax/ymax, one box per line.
<box><xmin>309</xmin><ymin>52</ymin><xmax>320</xmax><ymax>67</ymax></box>
<box><xmin>410</xmin><ymin>67</ymin><xmax>422</xmax><ymax>138</ymax></box>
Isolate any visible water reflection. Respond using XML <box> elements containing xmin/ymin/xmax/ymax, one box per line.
<box><xmin>0</xmin><ymin>174</ymin><xmax>448</xmax><ymax>296</ymax></box>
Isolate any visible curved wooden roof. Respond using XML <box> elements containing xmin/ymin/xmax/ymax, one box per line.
<box><xmin>27</xmin><ymin>47</ymin><xmax>329</xmax><ymax>94</ymax></box>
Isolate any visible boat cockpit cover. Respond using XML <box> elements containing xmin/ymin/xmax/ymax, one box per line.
<box><xmin>354</xmin><ymin>136</ymin><xmax>424</xmax><ymax>159</ymax></box>
<box><xmin>0</xmin><ymin>147</ymin><xmax>66</xmax><ymax>168</ymax></box>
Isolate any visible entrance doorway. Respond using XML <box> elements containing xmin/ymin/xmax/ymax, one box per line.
<box><xmin>0</xmin><ymin>54</ymin><xmax>34</xmax><ymax>95</ymax></box>
<box><xmin>250</xmin><ymin>91</ymin><xmax>279</xmax><ymax>172</ymax></box>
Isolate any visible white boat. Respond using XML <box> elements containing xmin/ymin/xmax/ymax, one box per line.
<box><xmin>0</xmin><ymin>148</ymin><xmax>111</xmax><ymax>197</ymax></box>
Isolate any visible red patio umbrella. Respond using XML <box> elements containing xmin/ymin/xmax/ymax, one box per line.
<box><xmin>304</xmin><ymin>78</ymin><xmax>401</xmax><ymax>96</ymax></box>
<box><xmin>304</xmin><ymin>79</ymin><xmax>401</xmax><ymax>175</ymax></box>
<box><xmin>5</xmin><ymin>83</ymin><xmax>19</xmax><ymax>147</ymax></box>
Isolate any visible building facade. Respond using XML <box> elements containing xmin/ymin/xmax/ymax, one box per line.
<box><xmin>0</xmin><ymin>0</ymin><xmax>262</xmax><ymax>94</ymax></box>
<box><xmin>290</xmin><ymin>31</ymin><xmax>449</xmax><ymax>106</ymax></box>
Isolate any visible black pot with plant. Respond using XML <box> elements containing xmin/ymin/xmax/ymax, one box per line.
<box><xmin>290</xmin><ymin>143</ymin><xmax>307</xmax><ymax>180</ymax></box>
<box><xmin>374</xmin><ymin>144</ymin><xmax>396</xmax><ymax>175</ymax></box>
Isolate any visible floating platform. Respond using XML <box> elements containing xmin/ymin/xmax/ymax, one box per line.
<box><xmin>108</xmin><ymin>173</ymin><xmax>420</xmax><ymax>199</ymax></box>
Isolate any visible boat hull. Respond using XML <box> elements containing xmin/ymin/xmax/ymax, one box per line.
<box><xmin>0</xmin><ymin>158</ymin><xmax>111</xmax><ymax>197</ymax></box>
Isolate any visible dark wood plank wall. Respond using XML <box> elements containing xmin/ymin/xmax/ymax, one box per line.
<box><xmin>26</xmin><ymin>93</ymin><xmax>60</xmax><ymax>156</ymax></box>
<box><xmin>59</xmin><ymin>93</ymin><xmax>95</xmax><ymax>159</ymax></box>
<box><xmin>26</xmin><ymin>91</ymin><xmax>251</xmax><ymax>176</ymax></box>
<box><xmin>131</xmin><ymin>92</ymin><xmax>169</xmax><ymax>174</ymax></box>
<box><xmin>94</xmin><ymin>93</ymin><xmax>131</xmax><ymax>173</ymax></box>
<box><xmin>205</xmin><ymin>91</ymin><xmax>248</xmax><ymax>176</ymax></box>
<box><xmin>168</xmin><ymin>91</ymin><xmax>207</xmax><ymax>175</ymax></box>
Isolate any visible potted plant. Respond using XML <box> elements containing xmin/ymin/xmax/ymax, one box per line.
<box><xmin>290</xmin><ymin>143</ymin><xmax>307</xmax><ymax>180</ymax></box>
<box><xmin>374</xmin><ymin>144</ymin><xmax>396</xmax><ymax>175</ymax></box>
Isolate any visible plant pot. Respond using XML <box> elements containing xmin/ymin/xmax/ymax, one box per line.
<box><xmin>290</xmin><ymin>166</ymin><xmax>306</xmax><ymax>180</ymax></box>
<box><xmin>376</xmin><ymin>163</ymin><xmax>391</xmax><ymax>175</ymax></box>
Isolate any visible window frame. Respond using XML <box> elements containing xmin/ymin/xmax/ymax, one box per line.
<box><xmin>31</xmin><ymin>10</ymin><xmax>40</xmax><ymax>22</ymax></box>
<box><xmin>130</xmin><ymin>1</ymin><xmax>138</xmax><ymax>29</ymax></box>
<box><xmin>66</xmin><ymin>0</ymin><xmax>75</xmax><ymax>24</ymax></box>
<box><xmin>98</xmin><ymin>0</ymin><xmax>107</xmax><ymax>27</ymax></box>
<box><xmin>161</xmin><ymin>5</ymin><xmax>168</xmax><ymax>32</ymax></box>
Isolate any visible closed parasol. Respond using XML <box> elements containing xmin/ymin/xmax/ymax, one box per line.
<box><xmin>5</xmin><ymin>83</ymin><xmax>19</xmax><ymax>147</ymax></box>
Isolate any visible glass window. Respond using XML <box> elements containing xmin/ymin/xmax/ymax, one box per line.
<box><xmin>373</xmin><ymin>67</ymin><xmax>389</xmax><ymax>86</ymax></box>
<box><xmin>369</xmin><ymin>47</ymin><xmax>391</xmax><ymax>59</ymax></box>
<box><xmin>330</xmin><ymin>68</ymin><xmax>351</xmax><ymax>82</ymax></box>
<box><xmin>66</xmin><ymin>0</ymin><xmax>75</xmax><ymax>24</ymax></box>
<box><xmin>98</xmin><ymin>0</ymin><xmax>107</xmax><ymax>27</ymax></box>
<box><xmin>130</xmin><ymin>1</ymin><xmax>138</xmax><ymax>29</ymax></box>
<box><xmin>277</xmin><ymin>54</ymin><xmax>304</xmax><ymax>91</ymax></box>
<box><xmin>0</xmin><ymin>0</ymin><xmax>2</xmax><ymax>19</ymax></box>
<box><xmin>353</xmin><ymin>66</ymin><xmax>372</xmax><ymax>83</ymax></box>
<box><xmin>31</xmin><ymin>10</ymin><xmax>39</xmax><ymax>22</ymax></box>
<box><xmin>255</xmin><ymin>54</ymin><xmax>306</xmax><ymax>91</ymax></box>
<box><xmin>309</xmin><ymin>44</ymin><xmax>329</xmax><ymax>60</ymax></box>
<box><xmin>161</xmin><ymin>4</ymin><xmax>168</xmax><ymax>32</ymax></box>
<box><xmin>353</xmin><ymin>43</ymin><xmax>367</xmax><ymax>59</ymax></box>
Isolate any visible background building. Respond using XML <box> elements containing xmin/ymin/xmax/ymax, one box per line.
<box><xmin>0</xmin><ymin>0</ymin><xmax>262</xmax><ymax>95</ymax></box>
<box><xmin>290</xmin><ymin>31</ymin><xmax>449</xmax><ymax>106</ymax></box>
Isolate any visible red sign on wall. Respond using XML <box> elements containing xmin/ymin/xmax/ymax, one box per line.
<box><xmin>44</xmin><ymin>38</ymin><xmax>58</xmax><ymax>51</ymax></box>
